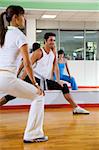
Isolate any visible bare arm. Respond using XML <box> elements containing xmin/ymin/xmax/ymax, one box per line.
<box><xmin>51</xmin><ymin>47</ymin><xmax>65</xmax><ymax>86</ymax></box>
<box><xmin>30</xmin><ymin>48</ymin><xmax>43</xmax><ymax>65</ymax></box>
<box><xmin>20</xmin><ymin>45</ymin><xmax>44</xmax><ymax>95</ymax></box>
<box><xmin>65</xmin><ymin>60</ymin><xmax>71</xmax><ymax>77</ymax></box>
<box><xmin>20</xmin><ymin>48</ymin><xmax>42</xmax><ymax>80</ymax></box>
<box><xmin>53</xmin><ymin>58</ymin><xmax>60</xmax><ymax>82</ymax></box>
<box><xmin>52</xmin><ymin>47</ymin><xmax>60</xmax><ymax>82</ymax></box>
<box><xmin>17</xmin><ymin>61</ymin><xmax>24</xmax><ymax>77</ymax></box>
<box><xmin>20</xmin><ymin>44</ymin><xmax>37</xmax><ymax>84</ymax></box>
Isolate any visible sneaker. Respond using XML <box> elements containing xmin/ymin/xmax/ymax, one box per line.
<box><xmin>24</xmin><ymin>136</ymin><xmax>48</xmax><ymax>143</ymax></box>
<box><xmin>73</xmin><ymin>106</ymin><xmax>90</xmax><ymax>114</ymax></box>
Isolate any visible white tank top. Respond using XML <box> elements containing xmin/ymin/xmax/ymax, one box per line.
<box><xmin>33</xmin><ymin>48</ymin><xmax>55</xmax><ymax>79</ymax></box>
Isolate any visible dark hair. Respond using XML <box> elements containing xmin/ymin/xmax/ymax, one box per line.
<box><xmin>58</xmin><ymin>50</ymin><xmax>64</xmax><ymax>56</ymax></box>
<box><xmin>30</xmin><ymin>42</ymin><xmax>40</xmax><ymax>53</ymax></box>
<box><xmin>44</xmin><ymin>32</ymin><xmax>56</xmax><ymax>41</ymax></box>
<box><xmin>0</xmin><ymin>5</ymin><xmax>24</xmax><ymax>47</ymax></box>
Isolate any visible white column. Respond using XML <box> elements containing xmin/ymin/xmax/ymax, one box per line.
<box><xmin>26</xmin><ymin>15</ymin><xmax>36</xmax><ymax>48</ymax></box>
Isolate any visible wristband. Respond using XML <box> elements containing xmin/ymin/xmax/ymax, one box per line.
<box><xmin>34</xmin><ymin>82</ymin><xmax>38</xmax><ymax>86</ymax></box>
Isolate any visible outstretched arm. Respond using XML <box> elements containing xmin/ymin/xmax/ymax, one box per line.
<box><xmin>52</xmin><ymin>47</ymin><xmax>65</xmax><ymax>86</ymax></box>
<box><xmin>17</xmin><ymin>61</ymin><xmax>24</xmax><ymax>77</ymax></box>
<box><xmin>20</xmin><ymin>44</ymin><xmax>37</xmax><ymax>84</ymax></box>
<box><xmin>20</xmin><ymin>48</ymin><xmax>42</xmax><ymax>80</ymax></box>
<box><xmin>20</xmin><ymin>45</ymin><xmax>43</xmax><ymax>95</ymax></box>
<box><xmin>53</xmin><ymin>58</ymin><xmax>60</xmax><ymax>83</ymax></box>
<box><xmin>51</xmin><ymin>47</ymin><xmax>60</xmax><ymax>81</ymax></box>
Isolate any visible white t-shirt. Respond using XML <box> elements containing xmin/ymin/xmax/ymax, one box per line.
<box><xmin>0</xmin><ymin>26</ymin><xmax>27</xmax><ymax>74</ymax></box>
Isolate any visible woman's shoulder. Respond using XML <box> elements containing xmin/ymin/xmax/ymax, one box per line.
<box><xmin>13</xmin><ymin>27</ymin><xmax>26</xmax><ymax>38</ymax></box>
<box><xmin>18</xmin><ymin>28</ymin><xmax>26</xmax><ymax>36</ymax></box>
<box><xmin>58</xmin><ymin>58</ymin><xmax>66</xmax><ymax>64</ymax></box>
<box><xmin>65</xmin><ymin>57</ymin><xmax>67</xmax><ymax>61</ymax></box>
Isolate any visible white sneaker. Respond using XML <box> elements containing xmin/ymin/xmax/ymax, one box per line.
<box><xmin>73</xmin><ymin>106</ymin><xmax>90</xmax><ymax>114</ymax></box>
<box><xmin>24</xmin><ymin>136</ymin><xmax>48</xmax><ymax>143</ymax></box>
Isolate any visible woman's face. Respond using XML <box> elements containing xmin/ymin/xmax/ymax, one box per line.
<box><xmin>15</xmin><ymin>14</ymin><xmax>25</xmax><ymax>29</ymax></box>
<box><xmin>59</xmin><ymin>53</ymin><xmax>64</xmax><ymax>59</ymax></box>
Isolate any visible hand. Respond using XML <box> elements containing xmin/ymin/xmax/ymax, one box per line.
<box><xmin>57</xmin><ymin>80</ymin><xmax>64</xmax><ymax>87</ymax></box>
<box><xmin>36</xmin><ymin>84</ymin><xmax>45</xmax><ymax>96</ymax></box>
<box><xmin>69</xmin><ymin>75</ymin><xmax>72</xmax><ymax>79</ymax></box>
<box><xmin>20</xmin><ymin>76</ymin><xmax>25</xmax><ymax>80</ymax></box>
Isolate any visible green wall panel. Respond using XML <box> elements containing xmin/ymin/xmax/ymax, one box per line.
<box><xmin>0</xmin><ymin>0</ymin><xmax>99</xmax><ymax>11</ymax></box>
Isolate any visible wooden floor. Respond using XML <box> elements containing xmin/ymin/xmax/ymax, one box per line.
<box><xmin>0</xmin><ymin>107</ymin><xmax>99</xmax><ymax>150</ymax></box>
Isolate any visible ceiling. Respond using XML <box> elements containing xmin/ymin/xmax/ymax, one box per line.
<box><xmin>25</xmin><ymin>9</ymin><xmax>99</xmax><ymax>22</ymax></box>
<box><xmin>0</xmin><ymin>1</ymin><xmax>99</xmax><ymax>22</ymax></box>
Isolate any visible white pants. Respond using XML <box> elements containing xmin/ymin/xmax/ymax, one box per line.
<box><xmin>0</xmin><ymin>71</ymin><xmax>45</xmax><ymax>140</ymax></box>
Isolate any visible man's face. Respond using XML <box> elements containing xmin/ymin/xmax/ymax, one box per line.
<box><xmin>45</xmin><ymin>36</ymin><xmax>56</xmax><ymax>49</ymax></box>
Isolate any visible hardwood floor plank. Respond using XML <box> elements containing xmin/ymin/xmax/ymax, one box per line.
<box><xmin>0</xmin><ymin>108</ymin><xmax>99</xmax><ymax>150</ymax></box>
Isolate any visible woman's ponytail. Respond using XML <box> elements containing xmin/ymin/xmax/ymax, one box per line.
<box><xmin>0</xmin><ymin>12</ymin><xmax>7</xmax><ymax>47</ymax></box>
<box><xmin>0</xmin><ymin>5</ymin><xmax>25</xmax><ymax>47</ymax></box>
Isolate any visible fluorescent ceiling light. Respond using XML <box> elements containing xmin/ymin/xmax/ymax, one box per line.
<box><xmin>36</xmin><ymin>30</ymin><xmax>42</xmax><ymax>33</ymax></box>
<box><xmin>41</xmin><ymin>15</ymin><xmax>56</xmax><ymax>19</ymax></box>
<box><xmin>86</xmin><ymin>31</ymin><xmax>96</xmax><ymax>34</ymax></box>
<box><xmin>74</xmin><ymin>36</ymin><xmax>84</xmax><ymax>39</ymax></box>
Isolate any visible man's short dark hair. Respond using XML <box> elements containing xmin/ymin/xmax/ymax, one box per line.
<box><xmin>44</xmin><ymin>32</ymin><xmax>56</xmax><ymax>41</ymax></box>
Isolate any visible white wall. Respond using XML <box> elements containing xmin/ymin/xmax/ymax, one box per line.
<box><xmin>97</xmin><ymin>61</ymin><xmax>99</xmax><ymax>84</ymax></box>
<box><xmin>67</xmin><ymin>60</ymin><xmax>99</xmax><ymax>86</ymax></box>
<box><xmin>26</xmin><ymin>16</ymin><xmax>36</xmax><ymax>48</ymax></box>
